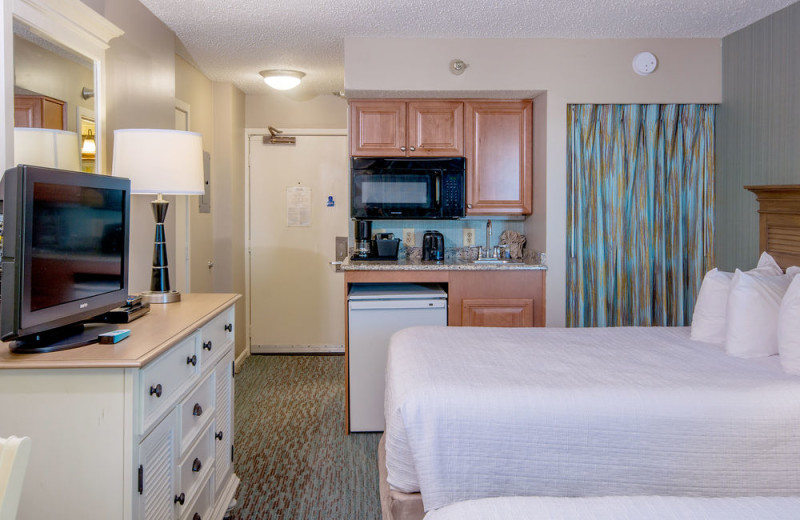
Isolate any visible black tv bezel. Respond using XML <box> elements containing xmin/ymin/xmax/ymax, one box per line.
<box><xmin>1</xmin><ymin>165</ymin><xmax>131</xmax><ymax>344</ymax></box>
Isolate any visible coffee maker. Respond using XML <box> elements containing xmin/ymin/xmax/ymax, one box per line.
<box><xmin>353</xmin><ymin>220</ymin><xmax>373</xmax><ymax>259</ymax></box>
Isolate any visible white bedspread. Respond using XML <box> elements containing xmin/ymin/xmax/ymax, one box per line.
<box><xmin>384</xmin><ymin>326</ymin><xmax>800</xmax><ymax>511</ymax></box>
<box><xmin>423</xmin><ymin>496</ymin><xmax>800</xmax><ymax>520</ymax></box>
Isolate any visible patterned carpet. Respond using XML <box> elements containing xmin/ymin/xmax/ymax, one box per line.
<box><xmin>231</xmin><ymin>354</ymin><xmax>382</xmax><ymax>519</ymax></box>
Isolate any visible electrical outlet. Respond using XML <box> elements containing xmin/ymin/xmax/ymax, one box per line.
<box><xmin>402</xmin><ymin>228</ymin><xmax>415</xmax><ymax>247</ymax></box>
<box><xmin>463</xmin><ymin>228</ymin><xmax>475</xmax><ymax>247</ymax></box>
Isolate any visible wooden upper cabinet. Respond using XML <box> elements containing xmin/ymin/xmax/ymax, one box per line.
<box><xmin>14</xmin><ymin>94</ymin><xmax>67</xmax><ymax>130</ymax></box>
<box><xmin>350</xmin><ymin>99</ymin><xmax>463</xmax><ymax>157</ymax></box>
<box><xmin>407</xmin><ymin>101</ymin><xmax>463</xmax><ymax>156</ymax></box>
<box><xmin>465</xmin><ymin>100</ymin><xmax>532</xmax><ymax>215</ymax></box>
<box><xmin>350</xmin><ymin>100</ymin><xmax>406</xmax><ymax>156</ymax></box>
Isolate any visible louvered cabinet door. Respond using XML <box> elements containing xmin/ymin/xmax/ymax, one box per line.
<box><xmin>136</xmin><ymin>409</ymin><xmax>178</xmax><ymax>520</ymax></box>
<box><xmin>214</xmin><ymin>350</ymin><xmax>235</xmax><ymax>497</ymax></box>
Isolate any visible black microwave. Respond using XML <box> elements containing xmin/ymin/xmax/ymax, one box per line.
<box><xmin>350</xmin><ymin>157</ymin><xmax>465</xmax><ymax>219</ymax></box>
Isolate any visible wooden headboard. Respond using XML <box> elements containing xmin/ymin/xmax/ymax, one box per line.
<box><xmin>745</xmin><ymin>185</ymin><xmax>800</xmax><ymax>270</ymax></box>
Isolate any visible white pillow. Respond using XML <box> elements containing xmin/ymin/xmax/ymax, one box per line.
<box><xmin>787</xmin><ymin>266</ymin><xmax>800</xmax><ymax>277</ymax></box>
<box><xmin>778</xmin><ymin>275</ymin><xmax>800</xmax><ymax>375</ymax></box>
<box><xmin>725</xmin><ymin>269</ymin><xmax>792</xmax><ymax>358</ymax></box>
<box><xmin>690</xmin><ymin>269</ymin><xmax>734</xmax><ymax>343</ymax></box>
<box><xmin>690</xmin><ymin>252</ymin><xmax>783</xmax><ymax>344</ymax></box>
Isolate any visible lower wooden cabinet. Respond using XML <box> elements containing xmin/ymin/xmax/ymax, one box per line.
<box><xmin>448</xmin><ymin>270</ymin><xmax>544</xmax><ymax>327</ymax></box>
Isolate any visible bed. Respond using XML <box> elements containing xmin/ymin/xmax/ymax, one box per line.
<box><xmin>421</xmin><ymin>496</ymin><xmax>800</xmax><ymax>520</ymax></box>
<box><xmin>379</xmin><ymin>185</ymin><xmax>800</xmax><ymax>520</ymax></box>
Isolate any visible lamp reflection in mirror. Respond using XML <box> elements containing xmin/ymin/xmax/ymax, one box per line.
<box><xmin>112</xmin><ymin>129</ymin><xmax>204</xmax><ymax>304</ymax></box>
<box><xmin>13</xmin><ymin>128</ymin><xmax>80</xmax><ymax>170</ymax></box>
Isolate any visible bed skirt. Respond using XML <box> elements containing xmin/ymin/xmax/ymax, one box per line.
<box><xmin>378</xmin><ymin>434</ymin><xmax>424</xmax><ymax>520</ymax></box>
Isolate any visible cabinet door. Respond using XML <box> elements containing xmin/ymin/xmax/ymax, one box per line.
<box><xmin>448</xmin><ymin>270</ymin><xmax>544</xmax><ymax>327</ymax></box>
<box><xmin>461</xmin><ymin>298</ymin><xmax>533</xmax><ymax>327</ymax></box>
<box><xmin>350</xmin><ymin>100</ymin><xmax>406</xmax><ymax>156</ymax></box>
<box><xmin>136</xmin><ymin>409</ymin><xmax>178</xmax><ymax>520</ymax></box>
<box><xmin>214</xmin><ymin>350</ymin><xmax>235</xmax><ymax>497</ymax></box>
<box><xmin>465</xmin><ymin>100</ymin><xmax>532</xmax><ymax>215</ymax></box>
<box><xmin>407</xmin><ymin>101</ymin><xmax>463</xmax><ymax>156</ymax></box>
<box><xmin>14</xmin><ymin>95</ymin><xmax>66</xmax><ymax>129</ymax></box>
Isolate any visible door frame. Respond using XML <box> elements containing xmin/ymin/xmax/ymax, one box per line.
<box><xmin>243</xmin><ymin>128</ymin><xmax>347</xmax><ymax>356</ymax></box>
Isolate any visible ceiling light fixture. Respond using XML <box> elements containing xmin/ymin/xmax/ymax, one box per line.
<box><xmin>259</xmin><ymin>69</ymin><xmax>305</xmax><ymax>90</ymax></box>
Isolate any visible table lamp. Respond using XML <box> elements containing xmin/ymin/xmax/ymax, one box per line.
<box><xmin>14</xmin><ymin>128</ymin><xmax>80</xmax><ymax>170</ymax></box>
<box><xmin>112</xmin><ymin>129</ymin><xmax>204</xmax><ymax>304</ymax></box>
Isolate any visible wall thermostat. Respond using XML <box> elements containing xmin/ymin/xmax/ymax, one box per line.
<box><xmin>632</xmin><ymin>52</ymin><xmax>658</xmax><ymax>75</ymax></box>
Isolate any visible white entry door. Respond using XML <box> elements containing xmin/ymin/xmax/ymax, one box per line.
<box><xmin>247</xmin><ymin>131</ymin><xmax>348</xmax><ymax>353</ymax></box>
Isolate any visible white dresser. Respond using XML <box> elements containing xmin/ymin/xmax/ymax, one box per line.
<box><xmin>0</xmin><ymin>293</ymin><xmax>240</xmax><ymax>520</ymax></box>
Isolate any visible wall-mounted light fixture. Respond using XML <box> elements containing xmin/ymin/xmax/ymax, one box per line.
<box><xmin>259</xmin><ymin>69</ymin><xmax>305</xmax><ymax>90</ymax></box>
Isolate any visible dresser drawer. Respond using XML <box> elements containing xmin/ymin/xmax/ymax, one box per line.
<box><xmin>180</xmin><ymin>470</ymin><xmax>214</xmax><ymax>520</ymax></box>
<box><xmin>179</xmin><ymin>371</ymin><xmax>215</xmax><ymax>453</ymax></box>
<box><xmin>177</xmin><ymin>425</ymin><xmax>215</xmax><ymax>517</ymax></box>
<box><xmin>199</xmin><ymin>306</ymin><xmax>234</xmax><ymax>372</ymax></box>
<box><xmin>141</xmin><ymin>332</ymin><xmax>200</xmax><ymax>433</ymax></box>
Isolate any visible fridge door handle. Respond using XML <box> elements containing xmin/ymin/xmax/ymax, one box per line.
<box><xmin>348</xmin><ymin>299</ymin><xmax>447</xmax><ymax>311</ymax></box>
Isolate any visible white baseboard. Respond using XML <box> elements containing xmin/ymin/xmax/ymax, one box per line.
<box><xmin>250</xmin><ymin>344</ymin><xmax>344</xmax><ymax>354</ymax></box>
<box><xmin>234</xmin><ymin>347</ymin><xmax>251</xmax><ymax>373</ymax></box>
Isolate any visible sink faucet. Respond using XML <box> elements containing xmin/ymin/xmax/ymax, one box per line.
<box><xmin>486</xmin><ymin>220</ymin><xmax>492</xmax><ymax>257</ymax></box>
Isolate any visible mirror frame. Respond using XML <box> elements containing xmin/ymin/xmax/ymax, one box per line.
<box><xmin>2</xmin><ymin>0</ymin><xmax>122</xmax><ymax>172</ymax></box>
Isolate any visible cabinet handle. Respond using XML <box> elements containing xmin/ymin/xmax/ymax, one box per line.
<box><xmin>174</xmin><ymin>493</ymin><xmax>185</xmax><ymax>505</ymax></box>
<box><xmin>149</xmin><ymin>384</ymin><xmax>162</xmax><ymax>398</ymax></box>
<box><xmin>467</xmin><ymin>203</ymin><xmax>472</xmax><ymax>209</ymax></box>
<box><xmin>224</xmin><ymin>323</ymin><xmax>233</xmax><ymax>332</ymax></box>
<box><xmin>409</xmin><ymin>146</ymin><xmax>415</xmax><ymax>151</ymax></box>
<box><xmin>192</xmin><ymin>458</ymin><xmax>202</xmax><ymax>472</ymax></box>
<box><xmin>187</xmin><ymin>354</ymin><xmax>197</xmax><ymax>366</ymax></box>
<box><xmin>193</xmin><ymin>514</ymin><xmax>202</xmax><ymax>520</ymax></box>
<box><xmin>215</xmin><ymin>431</ymin><xmax>224</xmax><ymax>441</ymax></box>
<box><xmin>203</xmin><ymin>341</ymin><xmax>212</xmax><ymax>351</ymax></box>
<box><xmin>400</xmin><ymin>146</ymin><xmax>406</xmax><ymax>152</ymax></box>
<box><xmin>193</xmin><ymin>403</ymin><xmax>203</xmax><ymax>416</ymax></box>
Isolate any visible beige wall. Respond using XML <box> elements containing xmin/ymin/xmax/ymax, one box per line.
<box><xmin>175</xmin><ymin>54</ymin><xmax>215</xmax><ymax>293</ymax></box>
<box><xmin>213</xmin><ymin>82</ymin><xmax>246</xmax><ymax>357</ymax></box>
<box><xmin>345</xmin><ymin>37</ymin><xmax>722</xmax><ymax>325</ymax></box>
<box><xmin>245</xmin><ymin>92</ymin><xmax>347</xmax><ymax>129</ymax></box>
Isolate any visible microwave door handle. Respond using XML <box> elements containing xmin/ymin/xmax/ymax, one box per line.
<box><xmin>434</xmin><ymin>176</ymin><xmax>441</xmax><ymax>207</ymax></box>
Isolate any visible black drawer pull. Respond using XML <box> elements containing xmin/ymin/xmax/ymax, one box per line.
<box><xmin>174</xmin><ymin>493</ymin><xmax>185</xmax><ymax>505</ymax></box>
<box><xmin>193</xmin><ymin>403</ymin><xmax>203</xmax><ymax>416</ymax></box>
<box><xmin>215</xmin><ymin>431</ymin><xmax>224</xmax><ymax>441</ymax></box>
<box><xmin>193</xmin><ymin>514</ymin><xmax>202</xmax><ymax>520</ymax></box>
<box><xmin>192</xmin><ymin>457</ymin><xmax>202</xmax><ymax>472</ymax></box>
<box><xmin>186</xmin><ymin>354</ymin><xmax>197</xmax><ymax>366</ymax></box>
<box><xmin>149</xmin><ymin>384</ymin><xmax>162</xmax><ymax>398</ymax></box>
<box><xmin>224</xmin><ymin>323</ymin><xmax>233</xmax><ymax>332</ymax></box>
<box><xmin>203</xmin><ymin>341</ymin><xmax>212</xmax><ymax>351</ymax></box>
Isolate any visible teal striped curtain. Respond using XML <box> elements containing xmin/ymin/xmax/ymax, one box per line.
<box><xmin>566</xmin><ymin>104</ymin><xmax>715</xmax><ymax>327</ymax></box>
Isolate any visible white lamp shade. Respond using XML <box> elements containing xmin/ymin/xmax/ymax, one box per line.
<box><xmin>14</xmin><ymin>128</ymin><xmax>80</xmax><ymax>170</ymax></box>
<box><xmin>112</xmin><ymin>129</ymin><xmax>204</xmax><ymax>195</ymax></box>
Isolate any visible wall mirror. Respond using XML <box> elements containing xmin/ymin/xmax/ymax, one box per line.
<box><xmin>3</xmin><ymin>0</ymin><xmax>123</xmax><ymax>173</ymax></box>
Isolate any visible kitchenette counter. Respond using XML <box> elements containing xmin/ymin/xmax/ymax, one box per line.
<box><xmin>342</xmin><ymin>256</ymin><xmax>547</xmax><ymax>271</ymax></box>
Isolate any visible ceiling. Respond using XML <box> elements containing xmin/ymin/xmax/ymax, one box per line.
<box><xmin>139</xmin><ymin>0</ymin><xmax>798</xmax><ymax>97</ymax></box>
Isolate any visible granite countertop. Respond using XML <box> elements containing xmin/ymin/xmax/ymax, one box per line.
<box><xmin>342</xmin><ymin>255</ymin><xmax>547</xmax><ymax>271</ymax></box>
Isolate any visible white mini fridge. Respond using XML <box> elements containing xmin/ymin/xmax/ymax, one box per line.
<box><xmin>347</xmin><ymin>283</ymin><xmax>447</xmax><ymax>432</ymax></box>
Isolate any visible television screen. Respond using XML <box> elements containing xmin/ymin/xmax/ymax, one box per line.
<box><xmin>1</xmin><ymin>165</ymin><xmax>130</xmax><ymax>352</ymax></box>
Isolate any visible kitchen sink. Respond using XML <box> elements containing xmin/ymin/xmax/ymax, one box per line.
<box><xmin>470</xmin><ymin>258</ymin><xmax>524</xmax><ymax>264</ymax></box>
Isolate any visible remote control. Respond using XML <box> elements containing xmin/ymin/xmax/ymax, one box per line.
<box><xmin>98</xmin><ymin>329</ymin><xmax>131</xmax><ymax>344</ymax></box>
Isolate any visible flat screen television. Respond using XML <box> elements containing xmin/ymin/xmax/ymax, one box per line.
<box><xmin>1</xmin><ymin>165</ymin><xmax>131</xmax><ymax>353</ymax></box>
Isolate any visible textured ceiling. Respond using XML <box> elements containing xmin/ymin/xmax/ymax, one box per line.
<box><xmin>139</xmin><ymin>0</ymin><xmax>798</xmax><ymax>97</ymax></box>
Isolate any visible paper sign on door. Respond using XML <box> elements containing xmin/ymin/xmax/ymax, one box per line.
<box><xmin>287</xmin><ymin>186</ymin><xmax>311</xmax><ymax>227</ymax></box>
